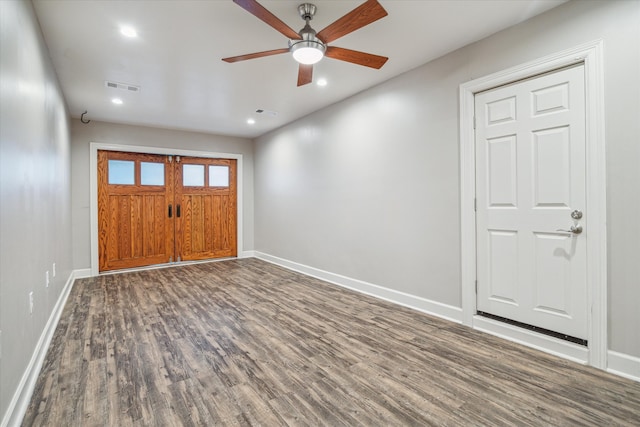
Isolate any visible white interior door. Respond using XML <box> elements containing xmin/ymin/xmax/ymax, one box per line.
<box><xmin>475</xmin><ymin>64</ymin><xmax>587</xmax><ymax>340</ymax></box>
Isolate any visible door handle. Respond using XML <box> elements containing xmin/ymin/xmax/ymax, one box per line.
<box><xmin>177</xmin><ymin>204</ymin><xmax>181</xmax><ymax>218</ymax></box>
<box><xmin>168</xmin><ymin>204</ymin><xmax>172</xmax><ymax>218</ymax></box>
<box><xmin>556</xmin><ymin>224</ymin><xmax>582</xmax><ymax>234</ymax></box>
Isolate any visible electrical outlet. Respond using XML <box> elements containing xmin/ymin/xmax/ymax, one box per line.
<box><xmin>52</xmin><ymin>262</ymin><xmax>56</xmax><ymax>278</ymax></box>
<box><xmin>46</xmin><ymin>271</ymin><xmax>50</xmax><ymax>288</ymax></box>
<box><xmin>29</xmin><ymin>292</ymin><xmax>34</xmax><ymax>314</ymax></box>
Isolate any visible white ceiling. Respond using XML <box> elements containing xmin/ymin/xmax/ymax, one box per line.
<box><xmin>32</xmin><ymin>0</ymin><xmax>566</xmax><ymax>139</ymax></box>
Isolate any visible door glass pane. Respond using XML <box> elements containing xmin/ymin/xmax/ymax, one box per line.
<box><xmin>209</xmin><ymin>165</ymin><xmax>229</xmax><ymax>187</ymax></box>
<box><xmin>108</xmin><ymin>160</ymin><xmax>134</xmax><ymax>185</ymax></box>
<box><xmin>141</xmin><ymin>162</ymin><xmax>164</xmax><ymax>186</ymax></box>
<box><xmin>183</xmin><ymin>164</ymin><xmax>204</xmax><ymax>186</ymax></box>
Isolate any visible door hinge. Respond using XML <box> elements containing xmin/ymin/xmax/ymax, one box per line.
<box><xmin>475</xmin><ymin>280</ymin><xmax>478</xmax><ymax>293</ymax></box>
<box><xmin>177</xmin><ymin>256</ymin><xmax>181</xmax><ymax>262</ymax></box>
<box><xmin>169</xmin><ymin>256</ymin><xmax>173</xmax><ymax>263</ymax></box>
<box><xmin>474</xmin><ymin>198</ymin><xmax>477</xmax><ymax>212</ymax></box>
<box><xmin>473</xmin><ymin>115</ymin><xmax>476</xmax><ymax>129</ymax></box>
<box><xmin>168</xmin><ymin>155</ymin><xmax>173</xmax><ymax>163</ymax></box>
<box><xmin>176</xmin><ymin>156</ymin><xmax>181</xmax><ymax>163</ymax></box>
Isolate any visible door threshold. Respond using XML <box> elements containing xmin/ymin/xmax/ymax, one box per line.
<box><xmin>473</xmin><ymin>314</ymin><xmax>589</xmax><ymax>365</ymax></box>
<box><xmin>477</xmin><ymin>311</ymin><xmax>587</xmax><ymax>346</ymax></box>
<box><xmin>98</xmin><ymin>257</ymin><xmax>237</xmax><ymax>276</ymax></box>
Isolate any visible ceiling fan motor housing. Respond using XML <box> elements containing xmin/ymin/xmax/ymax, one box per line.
<box><xmin>289</xmin><ymin>22</ymin><xmax>325</xmax><ymax>51</ymax></box>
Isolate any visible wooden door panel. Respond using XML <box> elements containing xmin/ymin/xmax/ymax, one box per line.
<box><xmin>203</xmin><ymin>196</ymin><xmax>214</xmax><ymax>252</ymax></box>
<box><xmin>191</xmin><ymin>195</ymin><xmax>204</xmax><ymax>253</ymax></box>
<box><xmin>98</xmin><ymin>151</ymin><xmax>174</xmax><ymax>271</ymax></box>
<box><xmin>144</xmin><ymin>195</ymin><xmax>167</xmax><ymax>257</ymax></box>
<box><xmin>213</xmin><ymin>195</ymin><xmax>222</xmax><ymax>252</ymax></box>
<box><xmin>131</xmin><ymin>195</ymin><xmax>143</xmax><ymax>258</ymax></box>
<box><xmin>103</xmin><ymin>193</ymin><xmax>172</xmax><ymax>269</ymax></box>
<box><xmin>179</xmin><ymin>194</ymin><xmax>234</xmax><ymax>255</ymax></box>
<box><xmin>176</xmin><ymin>158</ymin><xmax>237</xmax><ymax>261</ymax></box>
<box><xmin>216</xmin><ymin>195</ymin><xmax>232</xmax><ymax>252</ymax></box>
<box><xmin>180</xmin><ymin>195</ymin><xmax>192</xmax><ymax>258</ymax></box>
<box><xmin>118</xmin><ymin>195</ymin><xmax>132</xmax><ymax>259</ymax></box>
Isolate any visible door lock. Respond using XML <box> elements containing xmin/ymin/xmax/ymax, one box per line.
<box><xmin>571</xmin><ymin>210</ymin><xmax>583</xmax><ymax>220</ymax></box>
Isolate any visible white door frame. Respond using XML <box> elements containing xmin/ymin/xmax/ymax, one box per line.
<box><xmin>459</xmin><ymin>40</ymin><xmax>607</xmax><ymax>368</ymax></box>
<box><xmin>89</xmin><ymin>142</ymin><xmax>245</xmax><ymax>277</ymax></box>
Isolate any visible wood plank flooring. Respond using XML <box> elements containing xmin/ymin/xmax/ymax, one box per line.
<box><xmin>23</xmin><ymin>258</ymin><xmax>640</xmax><ymax>426</ymax></box>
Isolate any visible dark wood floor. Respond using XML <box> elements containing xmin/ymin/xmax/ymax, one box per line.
<box><xmin>23</xmin><ymin>258</ymin><xmax>640</xmax><ymax>426</ymax></box>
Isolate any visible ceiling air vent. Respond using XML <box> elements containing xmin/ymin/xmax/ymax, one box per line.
<box><xmin>105</xmin><ymin>80</ymin><xmax>140</xmax><ymax>92</ymax></box>
<box><xmin>256</xmin><ymin>109</ymin><xmax>278</xmax><ymax>117</ymax></box>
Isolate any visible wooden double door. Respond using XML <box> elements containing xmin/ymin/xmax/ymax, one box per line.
<box><xmin>98</xmin><ymin>150</ymin><xmax>237</xmax><ymax>272</ymax></box>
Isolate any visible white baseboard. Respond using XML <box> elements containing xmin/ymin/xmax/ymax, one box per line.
<box><xmin>254</xmin><ymin>251</ymin><xmax>463</xmax><ymax>324</ymax></box>
<box><xmin>607</xmin><ymin>350</ymin><xmax>640</xmax><ymax>382</ymax></box>
<box><xmin>73</xmin><ymin>268</ymin><xmax>92</xmax><ymax>279</ymax></box>
<box><xmin>240</xmin><ymin>250</ymin><xmax>255</xmax><ymax>258</ymax></box>
<box><xmin>472</xmin><ymin>315</ymin><xmax>589</xmax><ymax>364</ymax></box>
<box><xmin>1</xmin><ymin>269</ymin><xmax>79</xmax><ymax>427</ymax></box>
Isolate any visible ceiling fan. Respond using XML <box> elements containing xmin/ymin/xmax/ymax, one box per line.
<box><xmin>222</xmin><ymin>0</ymin><xmax>389</xmax><ymax>86</ymax></box>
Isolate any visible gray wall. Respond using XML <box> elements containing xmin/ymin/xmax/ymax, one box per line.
<box><xmin>0</xmin><ymin>0</ymin><xmax>72</xmax><ymax>421</ymax></box>
<box><xmin>254</xmin><ymin>0</ymin><xmax>640</xmax><ymax>357</ymax></box>
<box><xmin>70</xmin><ymin>120</ymin><xmax>255</xmax><ymax>270</ymax></box>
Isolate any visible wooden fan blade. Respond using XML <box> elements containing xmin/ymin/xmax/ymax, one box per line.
<box><xmin>222</xmin><ymin>48</ymin><xmax>289</xmax><ymax>63</ymax></box>
<box><xmin>233</xmin><ymin>0</ymin><xmax>301</xmax><ymax>40</ymax></box>
<box><xmin>325</xmin><ymin>46</ymin><xmax>388</xmax><ymax>69</ymax></box>
<box><xmin>316</xmin><ymin>0</ymin><xmax>388</xmax><ymax>44</ymax></box>
<box><xmin>297</xmin><ymin>64</ymin><xmax>313</xmax><ymax>86</ymax></box>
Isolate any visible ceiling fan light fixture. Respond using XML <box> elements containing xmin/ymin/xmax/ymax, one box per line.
<box><xmin>290</xmin><ymin>39</ymin><xmax>325</xmax><ymax>65</ymax></box>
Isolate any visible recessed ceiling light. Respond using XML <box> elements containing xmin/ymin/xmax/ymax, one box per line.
<box><xmin>247</xmin><ymin>118</ymin><xmax>255</xmax><ymax>125</ymax></box>
<box><xmin>112</xmin><ymin>98</ymin><xmax>123</xmax><ymax>105</ymax></box>
<box><xmin>120</xmin><ymin>26</ymin><xmax>138</xmax><ymax>38</ymax></box>
<box><xmin>317</xmin><ymin>78</ymin><xmax>328</xmax><ymax>87</ymax></box>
